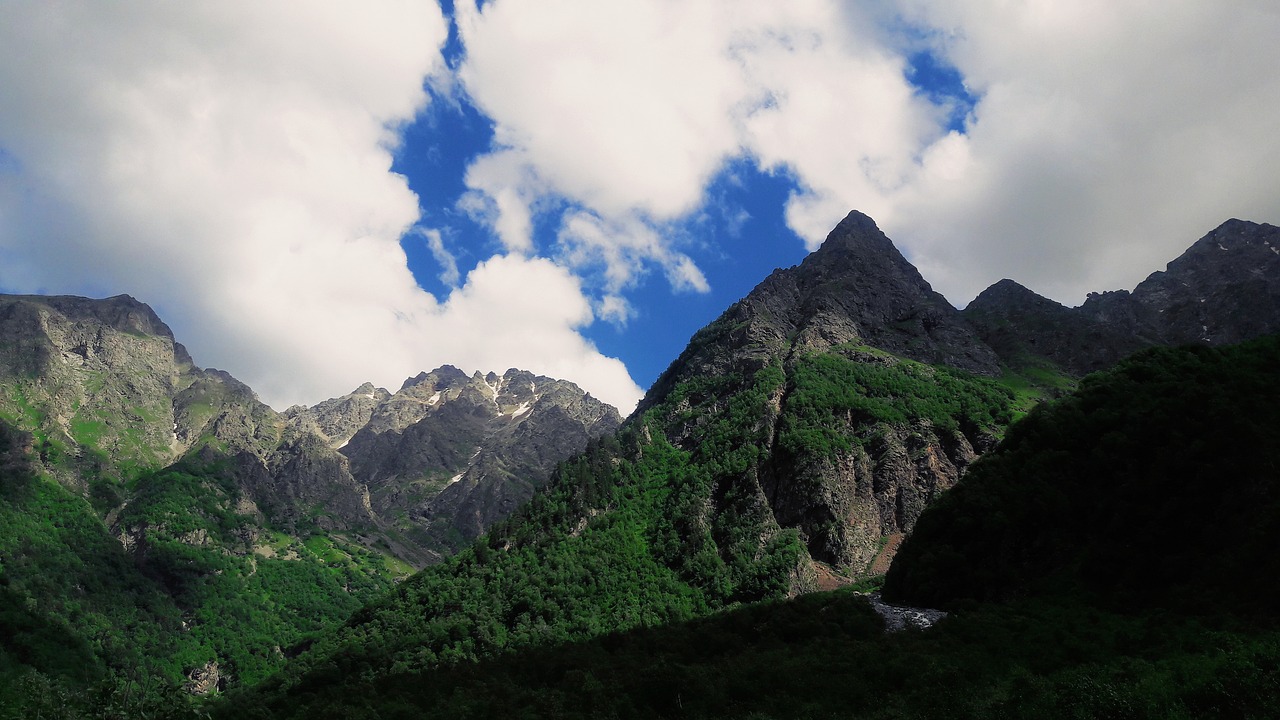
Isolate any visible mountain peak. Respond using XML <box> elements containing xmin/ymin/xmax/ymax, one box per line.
<box><xmin>807</xmin><ymin>209</ymin><xmax>901</xmax><ymax>268</ymax></box>
<box><xmin>1</xmin><ymin>292</ymin><xmax>174</xmax><ymax>340</ymax></box>
<box><xmin>966</xmin><ymin>278</ymin><xmax>1061</xmax><ymax>314</ymax></box>
<box><xmin>642</xmin><ymin>211</ymin><xmax>1001</xmax><ymax>414</ymax></box>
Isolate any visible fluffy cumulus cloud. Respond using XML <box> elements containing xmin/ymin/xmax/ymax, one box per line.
<box><xmin>891</xmin><ymin>0</ymin><xmax>1280</xmax><ymax>304</ymax></box>
<box><xmin>453</xmin><ymin>0</ymin><xmax>1280</xmax><ymax>309</ymax></box>
<box><xmin>452</xmin><ymin>0</ymin><xmax>944</xmax><ymax>294</ymax></box>
<box><xmin>0</xmin><ymin>1</ymin><xmax>643</xmax><ymax>412</ymax></box>
<box><xmin>4</xmin><ymin>1</ymin><xmax>1279</xmax><ymax>417</ymax></box>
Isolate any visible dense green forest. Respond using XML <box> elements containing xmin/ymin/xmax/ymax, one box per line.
<box><xmin>885</xmin><ymin>334</ymin><xmax>1280</xmax><ymax>615</ymax></box>
<box><xmin>0</xmin><ymin>422</ymin><xmax>401</xmax><ymax>718</ymax></box>
<box><xmin>221</xmin><ymin>590</ymin><xmax>1280</xmax><ymax>720</ymax></box>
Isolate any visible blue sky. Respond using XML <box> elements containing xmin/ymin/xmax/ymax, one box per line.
<box><xmin>393</xmin><ymin>100</ymin><xmax>813</xmax><ymax>392</ymax></box>
<box><xmin>1</xmin><ymin>2</ymin><xmax>1279</xmax><ymax>413</ymax></box>
<box><xmin>390</xmin><ymin>8</ymin><xmax>979</xmax><ymax>393</ymax></box>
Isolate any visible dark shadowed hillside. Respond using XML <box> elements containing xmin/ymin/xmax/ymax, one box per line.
<box><xmin>885</xmin><ymin>334</ymin><xmax>1280</xmax><ymax>614</ymax></box>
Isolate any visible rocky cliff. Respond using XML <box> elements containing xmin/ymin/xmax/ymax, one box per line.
<box><xmin>0</xmin><ymin>292</ymin><xmax>617</xmax><ymax>567</ymax></box>
<box><xmin>297</xmin><ymin>367</ymin><xmax>620</xmax><ymax>558</ymax></box>
<box><xmin>636</xmin><ymin>211</ymin><xmax>1013</xmax><ymax>583</ymax></box>
<box><xmin>0</xmin><ymin>293</ymin><xmax>378</xmax><ymax>539</ymax></box>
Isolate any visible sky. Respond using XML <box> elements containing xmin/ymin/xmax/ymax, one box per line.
<box><xmin>2</xmin><ymin>1</ymin><xmax>1280</xmax><ymax>415</ymax></box>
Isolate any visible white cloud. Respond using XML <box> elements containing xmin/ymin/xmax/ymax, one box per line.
<box><xmin>449</xmin><ymin>0</ymin><xmax>952</xmax><ymax>290</ymax></box>
<box><xmin>6</xmin><ymin>1</ymin><xmax>1277</xmax><ymax>418</ymax></box>
<box><xmin>419</xmin><ymin>227</ymin><xmax>461</xmax><ymax>287</ymax></box>
<box><xmin>434</xmin><ymin>254</ymin><xmax>637</xmax><ymax>404</ymax></box>
<box><xmin>452</xmin><ymin>0</ymin><xmax>1280</xmax><ymax>314</ymax></box>
<box><xmin>885</xmin><ymin>0</ymin><xmax>1280</xmax><ymax>305</ymax></box>
<box><xmin>0</xmin><ymin>2</ymin><xmax>644</xmax><ymax>414</ymax></box>
<box><xmin>557</xmin><ymin>211</ymin><xmax>709</xmax><ymax>296</ymax></box>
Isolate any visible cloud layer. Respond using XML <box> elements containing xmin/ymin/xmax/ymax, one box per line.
<box><xmin>894</xmin><ymin>0</ymin><xmax>1280</xmax><ymax>303</ymax></box>
<box><xmin>0</xmin><ymin>2</ymin><xmax>642</xmax><ymax>412</ymax></box>
<box><xmin>3</xmin><ymin>1</ymin><xmax>1279</xmax><ymax>416</ymax></box>
<box><xmin>454</xmin><ymin>0</ymin><xmax>1280</xmax><ymax>307</ymax></box>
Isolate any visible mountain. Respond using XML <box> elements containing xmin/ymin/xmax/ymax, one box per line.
<box><xmin>223</xmin><ymin>212</ymin><xmax>1280</xmax><ymax>719</ymax></box>
<box><xmin>639</xmin><ymin>210</ymin><xmax>1012</xmax><ymax>576</ymax></box>
<box><xmin>643</xmin><ymin>210</ymin><xmax>1001</xmax><ymax>412</ymax></box>
<box><xmin>0</xmin><ymin>291</ymin><xmax>615</xmax><ymax>709</ymax></box>
<box><xmin>291</xmin><ymin>367</ymin><xmax>620</xmax><ymax>560</ymax></box>
<box><xmin>224</xmin><ymin>211</ymin><xmax>1025</xmax><ymax>715</ymax></box>
<box><xmin>964</xmin><ymin>218</ymin><xmax>1280</xmax><ymax>376</ymax></box>
<box><xmin>0</xmin><ymin>292</ymin><xmax>376</xmax><ymax>531</ymax></box>
<box><xmin>9</xmin><ymin>209</ymin><xmax>1280</xmax><ymax>718</ymax></box>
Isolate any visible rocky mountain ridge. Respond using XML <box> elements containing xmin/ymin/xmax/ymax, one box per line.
<box><xmin>290</xmin><ymin>366</ymin><xmax>620</xmax><ymax>559</ymax></box>
<box><xmin>0</xmin><ymin>292</ymin><xmax>618</xmax><ymax>567</ymax></box>
<box><xmin>637</xmin><ymin>211</ymin><xmax>1013</xmax><ymax>582</ymax></box>
<box><xmin>964</xmin><ymin>218</ymin><xmax>1280</xmax><ymax>375</ymax></box>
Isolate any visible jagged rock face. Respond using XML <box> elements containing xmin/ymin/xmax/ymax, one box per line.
<box><xmin>1124</xmin><ymin>218</ymin><xmax>1280</xmax><ymax>345</ymax></box>
<box><xmin>0</xmin><ymin>290</ymin><xmax>619</xmax><ymax>568</ymax></box>
<box><xmin>283</xmin><ymin>382</ymin><xmax>391</xmax><ymax>449</ymax></box>
<box><xmin>331</xmin><ymin>367</ymin><xmax>621</xmax><ymax>556</ymax></box>
<box><xmin>0</xmin><ymin>294</ymin><xmax>190</xmax><ymax>480</ymax></box>
<box><xmin>966</xmin><ymin>219</ymin><xmax>1280</xmax><ymax>375</ymax></box>
<box><xmin>762</xmin><ymin>418</ymin><xmax>980</xmax><ymax>572</ymax></box>
<box><xmin>634</xmin><ymin>212</ymin><xmax>1010</xmax><ymax>582</ymax></box>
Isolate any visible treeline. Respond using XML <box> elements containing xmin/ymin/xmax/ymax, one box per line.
<box><xmin>219</xmin><ymin>588</ymin><xmax>1280</xmax><ymax>719</ymax></box>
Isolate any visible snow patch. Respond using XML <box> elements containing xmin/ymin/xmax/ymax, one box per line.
<box><xmin>445</xmin><ymin>471</ymin><xmax>465</xmax><ymax>486</ymax></box>
<box><xmin>510</xmin><ymin>402</ymin><xmax>532</xmax><ymax>418</ymax></box>
<box><xmin>1218</xmin><ymin>242</ymin><xmax>1228</xmax><ymax>250</ymax></box>
<box><xmin>427</xmin><ymin>391</ymin><xmax>442</xmax><ymax>405</ymax></box>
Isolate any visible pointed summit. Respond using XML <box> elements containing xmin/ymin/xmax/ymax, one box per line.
<box><xmin>1126</xmin><ymin>219</ymin><xmax>1280</xmax><ymax>346</ymax></box>
<box><xmin>642</xmin><ymin>211</ymin><xmax>1000</xmax><ymax>413</ymax></box>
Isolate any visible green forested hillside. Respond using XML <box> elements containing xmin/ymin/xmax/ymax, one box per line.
<box><xmin>0</xmin><ymin>423</ymin><xmax>400</xmax><ymax>718</ymax></box>
<box><xmin>220</xmin><ymin>345</ymin><xmax>1020</xmax><ymax>716</ymax></box>
<box><xmin>884</xmin><ymin>335</ymin><xmax>1280</xmax><ymax>614</ymax></box>
<box><xmin>224</xmin><ymin>590</ymin><xmax>1280</xmax><ymax>720</ymax></box>
<box><xmin>222</xmin><ymin>335</ymin><xmax>1280</xmax><ymax>720</ymax></box>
